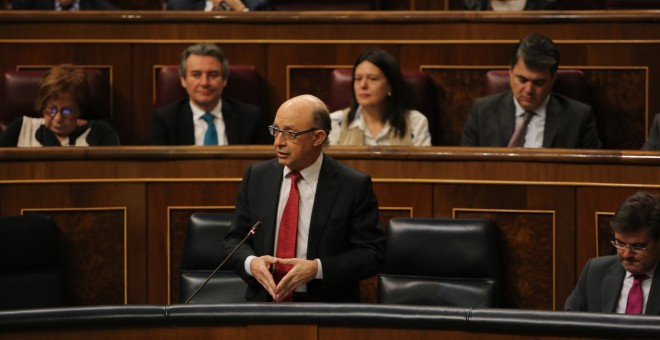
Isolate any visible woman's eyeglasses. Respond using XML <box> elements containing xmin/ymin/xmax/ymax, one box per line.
<box><xmin>44</xmin><ymin>106</ymin><xmax>77</xmax><ymax>118</ymax></box>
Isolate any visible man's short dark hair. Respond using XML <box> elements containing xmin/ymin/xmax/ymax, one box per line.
<box><xmin>311</xmin><ymin>100</ymin><xmax>331</xmax><ymax>146</ymax></box>
<box><xmin>179</xmin><ymin>43</ymin><xmax>230</xmax><ymax>79</ymax></box>
<box><xmin>510</xmin><ymin>33</ymin><xmax>560</xmax><ymax>75</ymax></box>
<box><xmin>610</xmin><ymin>191</ymin><xmax>660</xmax><ymax>240</ymax></box>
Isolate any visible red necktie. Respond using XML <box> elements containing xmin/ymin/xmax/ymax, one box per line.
<box><xmin>273</xmin><ymin>171</ymin><xmax>301</xmax><ymax>301</ymax></box>
<box><xmin>625</xmin><ymin>274</ymin><xmax>648</xmax><ymax>314</ymax></box>
<box><xmin>508</xmin><ymin>111</ymin><xmax>534</xmax><ymax>147</ymax></box>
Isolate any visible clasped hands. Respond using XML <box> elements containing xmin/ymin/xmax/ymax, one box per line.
<box><xmin>250</xmin><ymin>255</ymin><xmax>318</xmax><ymax>302</ymax></box>
<box><xmin>212</xmin><ymin>0</ymin><xmax>248</xmax><ymax>11</ymax></box>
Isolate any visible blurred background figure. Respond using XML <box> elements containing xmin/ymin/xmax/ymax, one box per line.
<box><xmin>0</xmin><ymin>65</ymin><xmax>120</xmax><ymax>147</ymax></box>
<box><xmin>328</xmin><ymin>48</ymin><xmax>431</xmax><ymax>146</ymax></box>
<box><xmin>642</xmin><ymin>113</ymin><xmax>660</xmax><ymax>150</ymax></box>
<box><xmin>11</xmin><ymin>0</ymin><xmax>119</xmax><ymax>10</ymax></box>
<box><xmin>166</xmin><ymin>0</ymin><xmax>270</xmax><ymax>11</ymax></box>
<box><xmin>461</xmin><ymin>33</ymin><xmax>601</xmax><ymax>149</ymax></box>
<box><xmin>149</xmin><ymin>43</ymin><xmax>270</xmax><ymax>145</ymax></box>
<box><xmin>461</xmin><ymin>0</ymin><xmax>557</xmax><ymax>10</ymax></box>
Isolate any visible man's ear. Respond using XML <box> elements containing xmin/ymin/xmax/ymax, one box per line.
<box><xmin>313</xmin><ymin>130</ymin><xmax>327</xmax><ymax>146</ymax></box>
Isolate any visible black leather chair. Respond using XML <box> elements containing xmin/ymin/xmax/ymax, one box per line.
<box><xmin>378</xmin><ymin>218</ymin><xmax>501</xmax><ymax>308</ymax></box>
<box><xmin>0</xmin><ymin>213</ymin><xmax>63</xmax><ymax>310</ymax></box>
<box><xmin>179</xmin><ymin>212</ymin><xmax>247</xmax><ymax>304</ymax></box>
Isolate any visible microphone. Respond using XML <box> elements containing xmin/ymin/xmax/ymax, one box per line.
<box><xmin>184</xmin><ymin>220</ymin><xmax>262</xmax><ymax>304</ymax></box>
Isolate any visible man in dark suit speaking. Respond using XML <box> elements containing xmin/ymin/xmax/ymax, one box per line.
<box><xmin>224</xmin><ymin>95</ymin><xmax>385</xmax><ymax>302</ymax></box>
<box><xmin>150</xmin><ymin>43</ymin><xmax>269</xmax><ymax>145</ymax></box>
<box><xmin>565</xmin><ymin>192</ymin><xmax>660</xmax><ymax>314</ymax></box>
<box><xmin>461</xmin><ymin>33</ymin><xmax>601</xmax><ymax>149</ymax></box>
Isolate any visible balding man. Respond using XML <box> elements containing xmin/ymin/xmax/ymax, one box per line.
<box><xmin>223</xmin><ymin>95</ymin><xmax>385</xmax><ymax>302</ymax></box>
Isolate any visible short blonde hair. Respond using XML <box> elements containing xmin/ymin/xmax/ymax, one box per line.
<box><xmin>34</xmin><ymin>65</ymin><xmax>89</xmax><ymax>115</ymax></box>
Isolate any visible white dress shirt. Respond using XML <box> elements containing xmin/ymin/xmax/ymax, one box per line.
<box><xmin>190</xmin><ymin>100</ymin><xmax>227</xmax><ymax>146</ymax></box>
<box><xmin>615</xmin><ymin>263</ymin><xmax>657</xmax><ymax>314</ymax></box>
<box><xmin>244</xmin><ymin>153</ymin><xmax>325</xmax><ymax>291</ymax></box>
<box><xmin>328</xmin><ymin>106</ymin><xmax>431</xmax><ymax>146</ymax></box>
<box><xmin>512</xmin><ymin>95</ymin><xmax>550</xmax><ymax>148</ymax></box>
<box><xmin>55</xmin><ymin>0</ymin><xmax>80</xmax><ymax>10</ymax></box>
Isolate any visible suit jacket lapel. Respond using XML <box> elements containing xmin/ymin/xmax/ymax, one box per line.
<box><xmin>542</xmin><ymin>94</ymin><xmax>562</xmax><ymax>147</ymax></box>
<box><xmin>261</xmin><ymin>160</ymin><xmax>284</xmax><ymax>255</ymax></box>
<box><xmin>499</xmin><ymin>92</ymin><xmax>516</xmax><ymax>146</ymax></box>
<box><xmin>602</xmin><ymin>260</ymin><xmax>625</xmax><ymax>313</ymax></box>
<box><xmin>306</xmin><ymin>155</ymin><xmax>339</xmax><ymax>259</ymax></box>
<box><xmin>180</xmin><ymin>103</ymin><xmax>196</xmax><ymax>145</ymax></box>
<box><xmin>645</xmin><ymin>264</ymin><xmax>660</xmax><ymax>314</ymax></box>
<box><xmin>222</xmin><ymin>99</ymin><xmax>239</xmax><ymax>144</ymax></box>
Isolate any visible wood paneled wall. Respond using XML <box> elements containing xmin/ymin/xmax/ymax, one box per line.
<box><xmin>1</xmin><ymin>146</ymin><xmax>658</xmax><ymax>310</ymax></box>
<box><xmin>0</xmin><ymin>11</ymin><xmax>659</xmax><ymax>147</ymax></box>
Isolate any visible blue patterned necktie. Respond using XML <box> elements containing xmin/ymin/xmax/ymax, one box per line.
<box><xmin>202</xmin><ymin>112</ymin><xmax>218</xmax><ymax>145</ymax></box>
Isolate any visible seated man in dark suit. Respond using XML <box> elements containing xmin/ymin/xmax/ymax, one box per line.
<box><xmin>166</xmin><ymin>0</ymin><xmax>270</xmax><ymax>11</ymax></box>
<box><xmin>224</xmin><ymin>95</ymin><xmax>385</xmax><ymax>302</ymax></box>
<box><xmin>642</xmin><ymin>113</ymin><xmax>660</xmax><ymax>150</ymax></box>
<box><xmin>461</xmin><ymin>33</ymin><xmax>601</xmax><ymax>148</ymax></box>
<box><xmin>150</xmin><ymin>43</ymin><xmax>270</xmax><ymax>145</ymax></box>
<box><xmin>11</xmin><ymin>0</ymin><xmax>119</xmax><ymax>10</ymax></box>
<box><xmin>565</xmin><ymin>191</ymin><xmax>660</xmax><ymax>314</ymax></box>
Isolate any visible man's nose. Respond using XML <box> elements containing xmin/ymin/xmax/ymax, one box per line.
<box><xmin>273</xmin><ymin>131</ymin><xmax>286</xmax><ymax>145</ymax></box>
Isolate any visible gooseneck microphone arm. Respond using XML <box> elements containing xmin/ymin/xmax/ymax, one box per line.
<box><xmin>184</xmin><ymin>221</ymin><xmax>262</xmax><ymax>304</ymax></box>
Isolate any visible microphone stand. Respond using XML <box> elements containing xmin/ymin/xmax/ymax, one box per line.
<box><xmin>184</xmin><ymin>221</ymin><xmax>262</xmax><ymax>304</ymax></box>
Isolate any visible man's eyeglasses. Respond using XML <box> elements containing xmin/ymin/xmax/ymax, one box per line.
<box><xmin>44</xmin><ymin>106</ymin><xmax>77</xmax><ymax>118</ymax></box>
<box><xmin>610</xmin><ymin>240</ymin><xmax>648</xmax><ymax>254</ymax></box>
<box><xmin>269</xmin><ymin>125</ymin><xmax>320</xmax><ymax>140</ymax></box>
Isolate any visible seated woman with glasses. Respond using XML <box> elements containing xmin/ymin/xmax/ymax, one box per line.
<box><xmin>0</xmin><ymin>64</ymin><xmax>119</xmax><ymax>147</ymax></box>
<box><xmin>328</xmin><ymin>48</ymin><xmax>431</xmax><ymax>146</ymax></box>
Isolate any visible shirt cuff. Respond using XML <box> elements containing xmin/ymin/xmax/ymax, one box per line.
<box><xmin>245</xmin><ymin>255</ymin><xmax>256</xmax><ymax>276</ymax></box>
<box><xmin>315</xmin><ymin>259</ymin><xmax>323</xmax><ymax>279</ymax></box>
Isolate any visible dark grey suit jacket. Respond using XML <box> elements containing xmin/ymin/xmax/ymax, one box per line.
<box><xmin>642</xmin><ymin>113</ymin><xmax>660</xmax><ymax>150</ymax></box>
<box><xmin>461</xmin><ymin>91</ymin><xmax>602</xmax><ymax>148</ymax></box>
<box><xmin>149</xmin><ymin>97</ymin><xmax>270</xmax><ymax>145</ymax></box>
<box><xmin>564</xmin><ymin>255</ymin><xmax>660</xmax><ymax>314</ymax></box>
<box><xmin>11</xmin><ymin>0</ymin><xmax>119</xmax><ymax>10</ymax></box>
<box><xmin>166</xmin><ymin>0</ymin><xmax>271</xmax><ymax>10</ymax></box>
<box><xmin>224</xmin><ymin>155</ymin><xmax>385</xmax><ymax>302</ymax></box>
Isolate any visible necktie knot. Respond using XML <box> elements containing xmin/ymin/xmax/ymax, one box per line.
<box><xmin>289</xmin><ymin>171</ymin><xmax>301</xmax><ymax>184</ymax></box>
<box><xmin>633</xmin><ymin>274</ymin><xmax>649</xmax><ymax>284</ymax></box>
<box><xmin>202</xmin><ymin>112</ymin><xmax>214</xmax><ymax>124</ymax></box>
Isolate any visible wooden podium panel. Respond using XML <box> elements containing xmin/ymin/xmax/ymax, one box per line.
<box><xmin>0</xmin><ymin>146</ymin><xmax>658</xmax><ymax>309</ymax></box>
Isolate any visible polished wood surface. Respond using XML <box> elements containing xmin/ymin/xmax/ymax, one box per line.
<box><xmin>2</xmin><ymin>303</ymin><xmax>660</xmax><ymax>339</ymax></box>
<box><xmin>0</xmin><ymin>146</ymin><xmax>658</xmax><ymax>310</ymax></box>
<box><xmin>0</xmin><ymin>11</ymin><xmax>659</xmax><ymax>146</ymax></box>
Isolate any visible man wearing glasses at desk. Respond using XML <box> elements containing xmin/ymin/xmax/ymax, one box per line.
<box><xmin>565</xmin><ymin>192</ymin><xmax>660</xmax><ymax>314</ymax></box>
<box><xmin>223</xmin><ymin>95</ymin><xmax>385</xmax><ymax>303</ymax></box>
